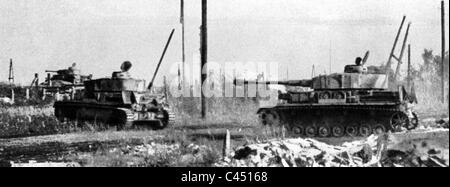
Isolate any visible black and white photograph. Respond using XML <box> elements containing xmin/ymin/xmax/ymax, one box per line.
<box><xmin>0</xmin><ymin>0</ymin><xmax>448</xmax><ymax>173</ymax></box>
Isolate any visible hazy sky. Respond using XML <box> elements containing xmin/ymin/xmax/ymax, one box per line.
<box><xmin>1</xmin><ymin>0</ymin><xmax>449</xmax><ymax>85</ymax></box>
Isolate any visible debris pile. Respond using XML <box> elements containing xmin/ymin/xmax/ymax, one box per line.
<box><xmin>420</xmin><ymin>117</ymin><xmax>449</xmax><ymax>129</ymax></box>
<box><xmin>436</xmin><ymin>118</ymin><xmax>449</xmax><ymax>129</ymax></box>
<box><xmin>381</xmin><ymin>128</ymin><xmax>449</xmax><ymax>167</ymax></box>
<box><xmin>216</xmin><ymin>135</ymin><xmax>379</xmax><ymax>167</ymax></box>
<box><xmin>216</xmin><ymin>129</ymin><xmax>449</xmax><ymax>167</ymax></box>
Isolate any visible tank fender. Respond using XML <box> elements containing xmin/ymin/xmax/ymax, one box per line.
<box><xmin>257</xmin><ymin>107</ymin><xmax>276</xmax><ymax>114</ymax></box>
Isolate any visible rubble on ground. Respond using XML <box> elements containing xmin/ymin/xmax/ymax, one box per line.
<box><xmin>420</xmin><ymin>117</ymin><xmax>449</xmax><ymax>129</ymax></box>
<box><xmin>102</xmin><ymin>142</ymin><xmax>214</xmax><ymax>167</ymax></box>
<box><xmin>436</xmin><ymin>118</ymin><xmax>449</xmax><ymax>129</ymax></box>
<box><xmin>216</xmin><ymin>128</ymin><xmax>449</xmax><ymax>167</ymax></box>
<box><xmin>382</xmin><ymin>128</ymin><xmax>449</xmax><ymax>167</ymax></box>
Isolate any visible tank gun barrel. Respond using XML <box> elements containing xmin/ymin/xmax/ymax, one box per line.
<box><xmin>233</xmin><ymin>79</ymin><xmax>312</xmax><ymax>87</ymax></box>
<box><xmin>45</xmin><ymin>70</ymin><xmax>59</xmax><ymax>73</ymax></box>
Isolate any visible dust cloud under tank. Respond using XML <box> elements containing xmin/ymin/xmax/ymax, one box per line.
<box><xmin>237</xmin><ymin>52</ymin><xmax>419</xmax><ymax>137</ymax></box>
<box><xmin>53</xmin><ymin>62</ymin><xmax>175</xmax><ymax>129</ymax></box>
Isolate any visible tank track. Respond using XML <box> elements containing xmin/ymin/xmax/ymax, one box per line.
<box><xmin>258</xmin><ymin>104</ymin><xmax>418</xmax><ymax>138</ymax></box>
<box><xmin>54</xmin><ymin>102</ymin><xmax>175</xmax><ymax>130</ymax></box>
<box><xmin>116</xmin><ymin>108</ymin><xmax>135</xmax><ymax>129</ymax></box>
<box><xmin>166</xmin><ymin>108</ymin><xmax>176</xmax><ymax>127</ymax></box>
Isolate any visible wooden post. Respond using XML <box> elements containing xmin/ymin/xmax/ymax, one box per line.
<box><xmin>223</xmin><ymin>129</ymin><xmax>231</xmax><ymax>158</ymax></box>
<box><xmin>286</xmin><ymin>68</ymin><xmax>289</xmax><ymax>81</ymax></box>
<box><xmin>10</xmin><ymin>89</ymin><xmax>15</xmax><ymax>104</ymax></box>
<box><xmin>47</xmin><ymin>73</ymin><xmax>52</xmax><ymax>86</ymax></box>
<box><xmin>163</xmin><ymin>76</ymin><xmax>169</xmax><ymax>99</ymax></box>
<box><xmin>386</xmin><ymin>16</ymin><xmax>406</xmax><ymax>72</ymax></box>
<box><xmin>394</xmin><ymin>23</ymin><xmax>411</xmax><ymax>80</ymax></box>
<box><xmin>407</xmin><ymin>44</ymin><xmax>411</xmax><ymax>90</ymax></box>
<box><xmin>180</xmin><ymin>0</ymin><xmax>186</xmax><ymax>88</ymax></box>
<box><xmin>42</xmin><ymin>88</ymin><xmax>46</xmax><ymax>100</ymax></box>
<box><xmin>200</xmin><ymin>0</ymin><xmax>208</xmax><ymax>118</ymax></box>
<box><xmin>178</xmin><ymin>63</ymin><xmax>181</xmax><ymax>90</ymax></box>
<box><xmin>329</xmin><ymin>40</ymin><xmax>332</xmax><ymax>74</ymax></box>
<box><xmin>25</xmin><ymin>88</ymin><xmax>30</xmax><ymax>100</ymax></box>
<box><xmin>8</xmin><ymin>59</ymin><xmax>14</xmax><ymax>84</ymax></box>
<box><xmin>441</xmin><ymin>0</ymin><xmax>446</xmax><ymax>103</ymax></box>
<box><xmin>34</xmin><ymin>73</ymin><xmax>39</xmax><ymax>88</ymax></box>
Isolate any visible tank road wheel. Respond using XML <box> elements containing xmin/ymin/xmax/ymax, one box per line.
<box><xmin>359</xmin><ymin>125</ymin><xmax>372</xmax><ymax>137</ymax></box>
<box><xmin>373</xmin><ymin>125</ymin><xmax>386</xmax><ymax>135</ymax></box>
<box><xmin>332</xmin><ymin>92</ymin><xmax>345</xmax><ymax>99</ymax></box>
<box><xmin>261</xmin><ymin>110</ymin><xmax>281</xmax><ymax>127</ymax></box>
<box><xmin>292</xmin><ymin>126</ymin><xmax>304</xmax><ymax>136</ymax></box>
<box><xmin>331</xmin><ymin>126</ymin><xmax>345</xmax><ymax>137</ymax></box>
<box><xmin>345</xmin><ymin>126</ymin><xmax>358</xmax><ymax>137</ymax></box>
<box><xmin>319</xmin><ymin>92</ymin><xmax>331</xmax><ymax>100</ymax></box>
<box><xmin>259</xmin><ymin>109</ymin><xmax>284</xmax><ymax>137</ymax></box>
<box><xmin>305</xmin><ymin>126</ymin><xmax>316</xmax><ymax>137</ymax></box>
<box><xmin>318</xmin><ymin>126</ymin><xmax>331</xmax><ymax>137</ymax></box>
<box><xmin>390</xmin><ymin>112</ymin><xmax>409</xmax><ymax>132</ymax></box>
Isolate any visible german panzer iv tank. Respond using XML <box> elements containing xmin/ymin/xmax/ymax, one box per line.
<box><xmin>54</xmin><ymin>29</ymin><xmax>176</xmax><ymax>130</ymax></box>
<box><xmin>236</xmin><ymin>51</ymin><xmax>418</xmax><ymax>137</ymax></box>
<box><xmin>41</xmin><ymin>63</ymin><xmax>92</xmax><ymax>90</ymax></box>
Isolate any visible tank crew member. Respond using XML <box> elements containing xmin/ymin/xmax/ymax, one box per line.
<box><xmin>68</xmin><ymin>63</ymin><xmax>80</xmax><ymax>74</ymax></box>
<box><xmin>113</xmin><ymin>61</ymin><xmax>132</xmax><ymax>79</ymax></box>
<box><xmin>355</xmin><ymin>57</ymin><xmax>362</xmax><ymax>66</ymax></box>
<box><xmin>68</xmin><ymin>63</ymin><xmax>82</xmax><ymax>83</ymax></box>
<box><xmin>344</xmin><ymin>57</ymin><xmax>368</xmax><ymax>73</ymax></box>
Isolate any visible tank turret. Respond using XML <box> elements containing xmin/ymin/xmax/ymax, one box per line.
<box><xmin>44</xmin><ymin>63</ymin><xmax>91</xmax><ymax>85</ymax></box>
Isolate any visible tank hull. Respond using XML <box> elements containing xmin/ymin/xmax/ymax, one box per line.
<box><xmin>258</xmin><ymin>103</ymin><xmax>418</xmax><ymax>137</ymax></box>
<box><xmin>54</xmin><ymin>101</ymin><xmax>175</xmax><ymax>129</ymax></box>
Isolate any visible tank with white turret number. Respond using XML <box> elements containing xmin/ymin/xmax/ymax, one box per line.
<box><xmin>53</xmin><ymin>29</ymin><xmax>176</xmax><ymax>129</ymax></box>
<box><xmin>53</xmin><ymin>61</ymin><xmax>175</xmax><ymax>129</ymax></box>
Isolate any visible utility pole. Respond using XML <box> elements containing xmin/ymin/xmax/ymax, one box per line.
<box><xmin>329</xmin><ymin>40</ymin><xmax>332</xmax><ymax>74</ymax></box>
<box><xmin>180</xmin><ymin>0</ymin><xmax>186</xmax><ymax>88</ymax></box>
<box><xmin>178</xmin><ymin>63</ymin><xmax>182</xmax><ymax>90</ymax></box>
<box><xmin>441</xmin><ymin>0</ymin><xmax>446</xmax><ymax>103</ymax></box>
<box><xmin>394</xmin><ymin>22</ymin><xmax>411</xmax><ymax>80</ymax></box>
<box><xmin>8</xmin><ymin>59</ymin><xmax>14</xmax><ymax>84</ymax></box>
<box><xmin>407</xmin><ymin>44</ymin><xmax>411</xmax><ymax>90</ymax></box>
<box><xmin>200</xmin><ymin>0</ymin><xmax>208</xmax><ymax>118</ymax></box>
<box><xmin>386</xmin><ymin>16</ymin><xmax>406</xmax><ymax>73</ymax></box>
<box><xmin>286</xmin><ymin>68</ymin><xmax>289</xmax><ymax>81</ymax></box>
